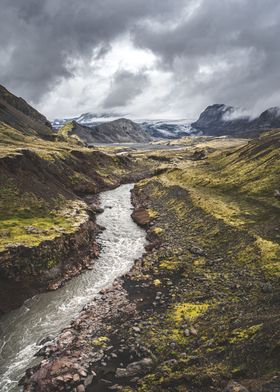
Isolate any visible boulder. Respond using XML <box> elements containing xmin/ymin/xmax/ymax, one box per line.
<box><xmin>115</xmin><ymin>358</ymin><xmax>153</xmax><ymax>379</ymax></box>
<box><xmin>223</xmin><ymin>381</ymin><xmax>249</xmax><ymax>392</ymax></box>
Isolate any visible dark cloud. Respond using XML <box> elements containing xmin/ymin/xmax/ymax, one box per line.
<box><xmin>1</xmin><ymin>0</ymin><xmax>280</xmax><ymax>117</ymax></box>
<box><xmin>131</xmin><ymin>0</ymin><xmax>280</xmax><ymax>113</ymax></box>
<box><xmin>103</xmin><ymin>70</ymin><xmax>149</xmax><ymax>108</ymax></box>
<box><xmin>0</xmin><ymin>0</ymin><xmax>182</xmax><ymax>102</ymax></box>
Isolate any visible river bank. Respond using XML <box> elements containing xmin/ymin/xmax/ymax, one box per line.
<box><xmin>0</xmin><ymin>145</ymin><xmax>156</xmax><ymax>315</ymax></box>
<box><xmin>0</xmin><ymin>184</ymin><xmax>147</xmax><ymax>392</ymax></box>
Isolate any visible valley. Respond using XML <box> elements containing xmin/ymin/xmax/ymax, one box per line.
<box><xmin>0</xmin><ymin>85</ymin><xmax>279</xmax><ymax>392</ymax></box>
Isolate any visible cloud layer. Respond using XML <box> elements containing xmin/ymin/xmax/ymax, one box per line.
<box><xmin>1</xmin><ymin>0</ymin><xmax>280</xmax><ymax>119</ymax></box>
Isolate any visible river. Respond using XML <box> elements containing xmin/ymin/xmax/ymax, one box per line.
<box><xmin>0</xmin><ymin>184</ymin><xmax>147</xmax><ymax>391</ymax></box>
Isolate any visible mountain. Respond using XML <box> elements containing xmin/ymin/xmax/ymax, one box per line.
<box><xmin>58</xmin><ymin>118</ymin><xmax>152</xmax><ymax>144</ymax></box>
<box><xmin>191</xmin><ymin>104</ymin><xmax>280</xmax><ymax>137</ymax></box>
<box><xmin>91</xmin><ymin>118</ymin><xmax>152</xmax><ymax>143</ymax></box>
<box><xmin>53</xmin><ymin>114</ymin><xmax>197</xmax><ymax>140</ymax></box>
<box><xmin>0</xmin><ymin>84</ymin><xmax>53</xmax><ymax>139</ymax></box>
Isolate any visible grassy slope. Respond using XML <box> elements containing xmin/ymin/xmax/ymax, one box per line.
<box><xmin>124</xmin><ymin>131</ymin><xmax>280</xmax><ymax>391</ymax></box>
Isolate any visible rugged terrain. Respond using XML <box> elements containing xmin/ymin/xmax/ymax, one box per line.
<box><xmin>21</xmin><ymin>131</ymin><xmax>280</xmax><ymax>392</ymax></box>
<box><xmin>0</xmin><ymin>87</ymin><xmax>155</xmax><ymax>314</ymax></box>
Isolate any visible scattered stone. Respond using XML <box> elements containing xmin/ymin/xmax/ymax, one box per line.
<box><xmin>261</xmin><ymin>282</ymin><xmax>273</xmax><ymax>293</ymax></box>
<box><xmin>84</xmin><ymin>374</ymin><xmax>95</xmax><ymax>387</ymax></box>
<box><xmin>78</xmin><ymin>369</ymin><xmax>87</xmax><ymax>377</ymax></box>
<box><xmin>274</xmin><ymin>190</ymin><xmax>280</xmax><ymax>200</ymax></box>
<box><xmin>73</xmin><ymin>373</ymin><xmax>80</xmax><ymax>382</ymax></box>
<box><xmin>189</xmin><ymin>326</ymin><xmax>198</xmax><ymax>336</ymax></box>
<box><xmin>76</xmin><ymin>385</ymin><xmax>85</xmax><ymax>392</ymax></box>
<box><xmin>188</xmin><ymin>245</ymin><xmax>206</xmax><ymax>256</ymax></box>
<box><xmin>115</xmin><ymin>358</ymin><xmax>153</xmax><ymax>379</ymax></box>
<box><xmin>223</xmin><ymin>381</ymin><xmax>249</xmax><ymax>392</ymax></box>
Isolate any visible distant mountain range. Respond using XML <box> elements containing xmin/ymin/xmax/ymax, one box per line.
<box><xmin>191</xmin><ymin>104</ymin><xmax>280</xmax><ymax>137</ymax></box>
<box><xmin>53</xmin><ymin>104</ymin><xmax>280</xmax><ymax>143</ymax></box>
<box><xmin>1</xmin><ymin>83</ymin><xmax>280</xmax><ymax>144</ymax></box>
<box><xmin>53</xmin><ymin>114</ymin><xmax>197</xmax><ymax>141</ymax></box>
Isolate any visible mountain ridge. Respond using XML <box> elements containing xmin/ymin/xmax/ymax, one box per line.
<box><xmin>191</xmin><ymin>104</ymin><xmax>280</xmax><ymax>137</ymax></box>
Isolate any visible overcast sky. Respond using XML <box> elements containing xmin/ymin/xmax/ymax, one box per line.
<box><xmin>1</xmin><ymin>0</ymin><xmax>280</xmax><ymax>120</ymax></box>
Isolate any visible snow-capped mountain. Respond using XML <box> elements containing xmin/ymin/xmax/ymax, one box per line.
<box><xmin>52</xmin><ymin>112</ymin><xmax>124</xmax><ymax>129</ymax></box>
<box><xmin>52</xmin><ymin>113</ymin><xmax>197</xmax><ymax>139</ymax></box>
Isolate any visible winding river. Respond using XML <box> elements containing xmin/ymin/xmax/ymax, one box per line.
<box><xmin>0</xmin><ymin>184</ymin><xmax>147</xmax><ymax>391</ymax></box>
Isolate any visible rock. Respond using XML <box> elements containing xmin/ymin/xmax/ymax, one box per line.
<box><xmin>76</xmin><ymin>385</ymin><xmax>86</xmax><ymax>392</ymax></box>
<box><xmin>261</xmin><ymin>282</ymin><xmax>273</xmax><ymax>293</ymax></box>
<box><xmin>189</xmin><ymin>326</ymin><xmax>198</xmax><ymax>336</ymax></box>
<box><xmin>63</xmin><ymin>373</ymin><xmax>73</xmax><ymax>382</ymax></box>
<box><xmin>132</xmin><ymin>326</ymin><xmax>141</xmax><ymax>333</ymax></box>
<box><xmin>188</xmin><ymin>245</ymin><xmax>206</xmax><ymax>256</ymax></box>
<box><xmin>73</xmin><ymin>374</ymin><xmax>80</xmax><ymax>382</ymax></box>
<box><xmin>109</xmin><ymin>385</ymin><xmax>122</xmax><ymax>391</ymax></box>
<box><xmin>115</xmin><ymin>358</ymin><xmax>153</xmax><ymax>379</ymax></box>
<box><xmin>78</xmin><ymin>369</ymin><xmax>87</xmax><ymax>377</ymax></box>
<box><xmin>274</xmin><ymin>190</ymin><xmax>280</xmax><ymax>200</ymax></box>
<box><xmin>223</xmin><ymin>381</ymin><xmax>249</xmax><ymax>392</ymax></box>
<box><xmin>192</xmin><ymin>150</ymin><xmax>207</xmax><ymax>160</ymax></box>
<box><xmin>131</xmin><ymin>208</ymin><xmax>151</xmax><ymax>227</ymax></box>
<box><xmin>84</xmin><ymin>374</ymin><xmax>94</xmax><ymax>387</ymax></box>
<box><xmin>184</xmin><ymin>329</ymin><xmax>190</xmax><ymax>337</ymax></box>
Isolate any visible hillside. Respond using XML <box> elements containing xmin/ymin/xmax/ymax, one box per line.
<box><xmin>0</xmin><ymin>84</ymin><xmax>53</xmax><ymax>138</ymax></box>
<box><xmin>0</xmin><ymin>86</ymin><xmax>155</xmax><ymax>314</ymax></box>
<box><xmin>57</xmin><ymin>120</ymin><xmax>94</xmax><ymax>145</ymax></box>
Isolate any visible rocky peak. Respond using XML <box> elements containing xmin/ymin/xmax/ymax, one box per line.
<box><xmin>191</xmin><ymin>103</ymin><xmax>280</xmax><ymax>137</ymax></box>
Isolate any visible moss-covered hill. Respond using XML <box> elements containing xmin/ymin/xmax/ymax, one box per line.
<box><xmin>121</xmin><ymin>130</ymin><xmax>280</xmax><ymax>391</ymax></box>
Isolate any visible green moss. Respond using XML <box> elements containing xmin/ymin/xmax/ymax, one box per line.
<box><xmin>159</xmin><ymin>258</ymin><xmax>180</xmax><ymax>270</ymax></box>
<box><xmin>229</xmin><ymin>324</ymin><xmax>262</xmax><ymax>344</ymax></box>
<box><xmin>0</xmin><ymin>180</ymin><xmax>87</xmax><ymax>251</ymax></box>
<box><xmin>170</xmin><ymin>302</ymin><xmax>210</xmax><ymax>322</ymax></box>
<box><xmin>152</xmin><ymin>226</ymin><xmax>164</xmax><ymax>235</ymax></box>
<box><xmin>90</xmin><ymin>336</ymin><xmax>109</xmax><ymax>348</ymax></box>
<box><xmin>147</xmin><ymin>209</ymin><xmax>158</xmax><ymax>219</ymax></box>
<box><xmin>46</xmin><ymin>258</ymin><xmax>58</xmax><ymax>269</ymax></box>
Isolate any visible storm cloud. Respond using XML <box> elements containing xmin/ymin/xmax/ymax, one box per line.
<box><xmin>1</xmin><ymin>0</ymin><xmax>280</xmax><ymax>119</ymax></box>
<box><xmin>103</xmin><ymin>70</ymin><xmax>149</xmax><ymax>108</ymax></box>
